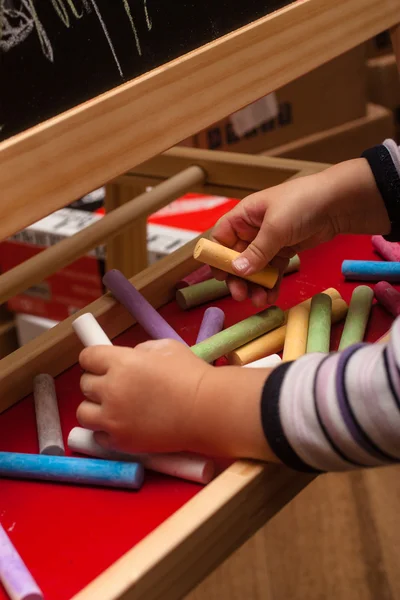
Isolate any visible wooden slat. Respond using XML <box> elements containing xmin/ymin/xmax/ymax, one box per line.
<box><xmin>122</xmin><ymin>148</ymin><xmax>331</xmax><ymax>191</ymax></box>
<box><xmin>71</xmin><ymin>462</ymin><xmax>314</xmax><ymax>600</ymax></box>
<box><xmin>0</xmin><ymin>166</ymin><xmax>204</xmax><ymax>306</ymax></box>
<box><xmin>0</xmin><ymin>0</ymin><xmax>398</xmax><ymax>240</ymax></box>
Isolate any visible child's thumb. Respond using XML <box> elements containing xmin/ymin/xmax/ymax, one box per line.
<box><xmin>231</xmin><ymin>226</ymin><xmax>282</xmax><ymax>275</ymax></box>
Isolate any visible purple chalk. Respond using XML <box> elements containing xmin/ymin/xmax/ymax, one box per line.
<box><xmin>372</xmin><ymin>236</ymin><xmax>400</xmax><ymax>262</ymax></box>
<box><xmin>196</xmin><ymin>307</ymin><xmax>225</xmax><ymax>343</ymax></box>
<box><xmin>103</xmin><ymin>270</ymin><xmax>187</xmax><ymax>344</ymax></box>
<box><xmin>0</xmin><ymin>523</ymin><xmax>43</xmax><ymax>600</ymax></box>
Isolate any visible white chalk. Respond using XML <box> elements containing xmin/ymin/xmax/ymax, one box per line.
<box><xmin>72</xmin><ymin>313</ymin><xmax>112</xmax><ymax>347</ymax></box>
<box><xmin>243</xmin><ymin>354</ymin><xmax>282</xmax><ymax>369</ymax></box>
<box><xmin>33</xmin><ymin>374</ymin><xmax>65</xmax><ymax>456</ymax></box>
<box><xmin>68</xmin><ymin>428</ymin><xmax>215</xmax><ymax>485</ymax></box>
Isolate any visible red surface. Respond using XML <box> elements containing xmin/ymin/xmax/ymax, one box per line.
<box><xmin>0</xmin><ymin>234</ymin><xmax>396</xmax><ymax>600</ymax></box>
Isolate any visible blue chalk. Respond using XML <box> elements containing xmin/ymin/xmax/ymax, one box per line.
<box><xmin>0</xmin><ymin>452</ymin><xmax>144</xmax><ymax>490</ymax></box>
<box><xmin>342</xmin><ymin>260</ymin><xmax>400</xmax><ymax>282</ymax></box>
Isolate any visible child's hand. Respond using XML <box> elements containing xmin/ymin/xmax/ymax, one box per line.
<box><xmin>77</xmin><ymin>340</ymin><xmax>211</xmax><ymax>454</ymax></box>
<box><xmin>213</xmin><ymin>159</ymin><xmax>390</xmax><ymax>306</ymax></box>
<box><xmin>76</xmin><ymin>340</ymin><xmax>274</xmax><ymax>461</ymax></box>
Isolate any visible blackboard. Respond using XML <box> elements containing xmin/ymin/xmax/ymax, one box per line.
<box><xmin>0</xmin><ymin>0</ymin><xmax>292</xmax><ymax>142</ymax></box>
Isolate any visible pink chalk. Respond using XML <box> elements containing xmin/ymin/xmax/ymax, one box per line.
<box><xmin>374</xmin><ymin>281</ymin><xmax>400</xmax><ymax>317</ymax></box>
<box><xmin>176</xmin><ymin>265</ymin><xmax>213</xmax><ymax>289</ymax></box>
<box><xmin>372</xmin><ymin>236</ymin><xmax>400</xmax><ymax>262</ymax></box>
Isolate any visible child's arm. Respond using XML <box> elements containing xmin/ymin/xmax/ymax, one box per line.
<box><xmin>76</xmin><ymin>323</ymin><xmax>400</xmax><ymax>471</ymax></box>
<box><xmin>213</xmin><ymin>157</ymin><xmax>392</xmax><ymax>306</ymax></box>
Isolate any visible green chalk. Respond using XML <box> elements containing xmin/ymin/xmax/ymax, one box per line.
<box><xmin>191</xmin><ymin>306</ymin><xmax>285</xmax><ymax>363</ymax></box>
<box><xmin>176</xmin><ymin>278</ymin><xmax>229</xmax><ymax>310</ymax></box>
<box><xmin>306</xmin><ymin>293</ymin><xmax>332</xmax><ymax>353</ymax></box>
<box><xmin>338</xmin><ymin>285</ymin><xmax>374</xmax><ymax>350</ymax></box>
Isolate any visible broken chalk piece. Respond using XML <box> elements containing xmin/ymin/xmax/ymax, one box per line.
<box><xmin>0</xmin><ymin>523</ymin><xmax>44</xmax><ymax>600</ymax></box>
<box><xmin>196</xmin><ymin>307</ymin><xmax>225</xmax><ymax>343</ymax></box>
<box><xmin>193</xmin><ymin>238</ymin><xmax>279</xmax><ymax>289</ymax></box>
<box><xmin>282</xmin><ymin>304</ymin><xmax>310</xmax><ymax>362</ymax></box>
<box><xmin>342</xmin><ymin>260</ymin><xmax>400</xmax><ymax>282</ymax></box>
<box><xmin>0</xmin><ymin>452</ymin><xmax>144</xmax><ymax>490</ymax></box>
<box><xmin>192</xmin><ymin>306</ymin><xmax>284</xmax><ymax>364</ymax></box>
<box><xmin>374</xmin><ymin>281</ymin><xmax>400</xmax><ymax>317</ymax></box>
<box><xmin>243</xmin><ymin>354</ymin><xmax>282</xmax><ymax>369</ymax></box>
<box><xmin>338</xmin><ymin>285</ymin><xmax>374</xmax><ymax>350</ymax></box>
<box><xmin>72</xmin><ymin>313</ymin><xmax>112</xmax><ymax>347</ymax></box>
<box><xmin>176</xmin><ymin>279</ymin><xmax>229</xmax><ymax>310</ymax></box>
<box><xmin>68</xmin><ymin>428</ymin><xmax>215</xmax><ymax>485</ymax></box>
<box><xmin>176</xmin><ymin>265</ymin><xmax>214</xmax><ymax>289</ymax></box>
<box><xmin>306</xmin><ymin>293</ymin><xmax>332</xmax><ymax>353</ymax></box>
<box><xmin>33</xmin><ymin>374</ymin><xmax>65</xmax><ymax>456</ymax></box>
<box><xmin>103</xmin><ymin>269</ymin><xmax>187</xmax><ymax>345</ymax></box>
<box><xmin>371</xmin><ymin>236</ymin><xmax>400</xmax><ymax>262</ymax></box>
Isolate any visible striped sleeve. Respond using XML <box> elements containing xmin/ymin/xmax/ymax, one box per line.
<box><xmin>260</xmin><ymin>317</ymin><xmax>400</xmax><ymax>472</ymax></box>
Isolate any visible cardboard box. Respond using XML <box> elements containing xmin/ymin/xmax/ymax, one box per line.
<box><xmin>181</xmin><ymin>46</ymin><xmax>367</xmax><ymax>153</ymax></box>
<box><xmin>0</xmin><ymin>195</ymin><xmax>240</xmax><ymax>320</ymax></box>
<box><xmin>263</xmin><ymin>104</ymin><xmax>394</xmax><ymax>163</ymax></box>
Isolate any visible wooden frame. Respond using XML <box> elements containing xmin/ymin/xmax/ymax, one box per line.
<box><xmin>105</xmin><ymin>147</ymin><xmax>330</xmax><ymax>276</ymax></box>
<box><xmin>2</xmin><ymin>3</ymin><xmax>400</xmax><ymax>599</ymax></box>
<box><xmin>1</xmin><ymin>0</ymin><xmax>400</xmax><ymax>242</ymax></box>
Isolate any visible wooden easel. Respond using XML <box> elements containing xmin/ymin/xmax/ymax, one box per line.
<box><xmin>1</xmin><ymin>2</ymin><xmax>400</xmax><ymax>599</ymax></box>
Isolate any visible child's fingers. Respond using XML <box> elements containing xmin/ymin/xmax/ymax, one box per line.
<box><xmin>249</xmin><ymin>286</ymin><xmax>269</xmax><ymax>307</ymax></box>
<box><xmin>80</xmin><ymin>373</ymin><xmax>104</xmax><ymax>403</ymax></box>
<box><xmin>76</xmin><ymin>400</ymin><xmax>103</xmax><ymax>430</ymax></box>
<box><xmin>227</xmin><ymin>277</ymin><xmax>249</xmax><ymax>302</ymax></box>
<box><xmin>93</xmin><ymin>431</ymin><xmax>114</xmax><ymax>450</ymax></box>
<box><xmin>79</xmin><ymin>346</ymin><xmax>117</xmax><ymax>374</ymax></box>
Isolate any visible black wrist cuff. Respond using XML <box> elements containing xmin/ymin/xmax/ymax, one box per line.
<box><xmin>361</xmin><ymin>145</ymin><xmax>400</xmax><ymax>242</ymax></box>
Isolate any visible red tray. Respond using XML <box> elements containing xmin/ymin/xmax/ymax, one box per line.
<box><xmin>0</xmin><ymin>234</ymin><xmax>394</xmax><ymax>600</ymax></box>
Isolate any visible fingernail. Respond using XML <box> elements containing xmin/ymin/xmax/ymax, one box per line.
<box><xmin>233</xmin><ymin>257</ymin><xmax>250</xmax><ymax>273</ymax></box>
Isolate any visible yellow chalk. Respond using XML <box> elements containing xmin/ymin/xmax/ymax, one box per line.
<box><xmin>282</xmin><ymin>304</ymin><xmax>310</xmax><ymax>362</ymax></box>
<box><xmin>228</xmin><ymin>291</ymin><xmax>346</xmax><ymax>366</ymax></box>
<box><xmin>193</xmin><ymin>238</ymin><xmax>279</xmax><ymax>289</ymax></box>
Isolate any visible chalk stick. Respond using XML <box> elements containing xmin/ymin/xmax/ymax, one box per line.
<box><xmin>377</xmin><ymin>330</ymin><xmax>391</xmax><ymax>344</ymax></box>
<box><xmin>374</xmin><ymin>281</ymin><xmax>400</xmax><ymax>317</ymax></box>
<box><xmin>0</xmin><ymin>523</ymin><xmax>43</xmax><ymax>600</ymax></box>
<box><xmin>243</xmin><ymin>354</ymin><xmax>282</xmax><ymax>369</ymax></box>
<box><xmin>338</xmin><ymin>285</ymin><xmax>374</xmax><ymax>350</ymax></box>
<box><xmin>193</xmin><ymin>238</ymin><xmax>279</xmax><ymax>289</ymax></box>
<box><xmin>0</xmin><ymin>453</ymin><xmax>144</xmax><ymax>490</ymax></box>
<box><xmin>284</xmin><ymin>254</ymin><xmax>300</xmax><ymax>274</ymax></box>
<box><xmin>176</xmin><ymin>278</ymin><xmax>229</xmax><ymax>310</ymax></box>
<box><xmin>228</xmin><ymin>294</ymin><xmax>347</xmax><ymax>365</ymax></box>
<box><xmin>103</xmin><ymin>269</ymin><xmax>186</xmax><ymax>344</ymax></box>
<box><xmin>282</xmin><ymin>304</ymin><xmax>310</xmax><ymax>362</ymax></box>
<box><xmin>33</xmin><ymin>374</ymin><xmax>64</xmax><ymax>456</ymax></box>
<box><xmin>191</xmin><ymin>306</ymin><xmax>284</xmax><ymax>364</ymax></box>
<box><xmin>342</xmin><ymin>260</ymin><xmax>400</xmax><ymax>282</ymax></box>
<box><xmin>196</xmin><ymin>307</ymin><xmax>225</xmax><ymax>343</ymax></box>
<box><xmin>306</xmin><ymin>293</ymin><xmax>332</xmax><ymax>353</ymax></box>
<box><xmin>68</xmin><ymin>428</ymin><xmax>215</xmax><ymax>485</ymax></box>
<box><xmin>72</xmin><ymin>313</ymin><xmax>112</xmax><ymax>347</ymax></box>
<box><xmin>371</xmin><ymin>235</ymin><xmax>400</xmax><ymax>262</ymax></box>
<box><xmin>176</xmin><ymin>265</ymin><xmax>214</xmax><ymax>289</ymax></box>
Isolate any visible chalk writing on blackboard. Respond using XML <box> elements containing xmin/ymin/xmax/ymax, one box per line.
<box><xmin>0</xmin><ymin>0</ymin><xmax>152</xmax><ymax>76</ymax></box>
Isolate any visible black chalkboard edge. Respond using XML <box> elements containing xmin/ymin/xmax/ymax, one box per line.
<box><xmin>0</xmin><ymin>0</ymin><xmax>398</xmax><ymax>243</ymax></box>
